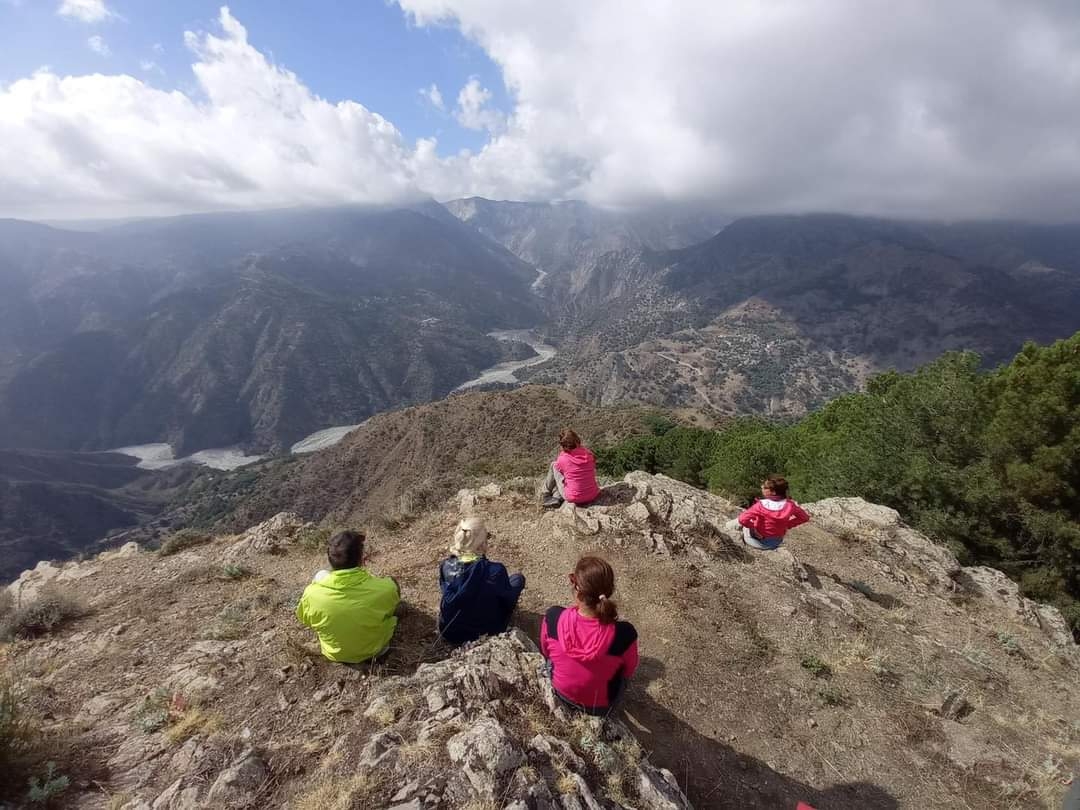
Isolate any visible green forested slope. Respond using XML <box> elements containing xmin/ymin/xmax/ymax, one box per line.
<box><xmin>597</xmin><ymin>333</ymin><xmax>1080</xmax><ymax>631</ymax></box>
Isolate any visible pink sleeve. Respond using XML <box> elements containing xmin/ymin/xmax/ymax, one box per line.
<box><xmin>540</xmin><ymin>617</ymin><xmax>551</xmax><ymax>660</ymax></box>
<box><xmin>622</xmin><ymin>640</ymin><xmax>639</xmax><ymax>679</ymax></box>
<box><xmin>737</xmin><ymin>503</ymin><xmax>759</xmax><ymax>528</ymax></box>
<box><xmin>553</xmin><ymin>452</ymin><xmax>566</xmax><ymax>475</ymax></box>
<box><xmin>789</xmin><ymin>502</ymin><xmax>810</xmax><ymax>527</ymax></box>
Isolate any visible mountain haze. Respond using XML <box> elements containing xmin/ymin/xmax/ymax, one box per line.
<box><xmin>0</xmin><ymin>206</ymin><xmax>544</xmax><ymax>454</ymax></box>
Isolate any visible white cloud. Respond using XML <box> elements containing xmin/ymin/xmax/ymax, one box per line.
<box><xmin>454</xmin><ymin>77</ymin><xmax>503</xmax><ymax>132</ymax></box>
<box><xmin>57</xmin><ymin>0</ymin><xmax>112</xmax><ymax>23</ymax></box>
<box><xmin>397</xmin><ymin>0</ymin><xmax>1080</xmax><ymax>219</ymax></box>
<box><xmin>138</xmin><ymin>59</ymin><xmax>162</xmax><ymax>74</ymax></box>
<box><xmin>87</xmin><ymin>35</ymin><xmax>110</xmax><ymax>56</ymax></box>
<box><xmin>419</xmin><ymin>82</ymin><xmax>444</xmax><ymax>110</ymax></box>
<box><xmin>8</xmin><ymin>3</ymin><xmax>1080</xmax><ymax>220</ymax></box>
<box><xmin>0</xmin><ymin>8</ymin><xmax>425</xmax><ymax>219</ymax></box>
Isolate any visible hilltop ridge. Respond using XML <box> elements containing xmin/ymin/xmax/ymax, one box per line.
<box><xmin>2</xmin><ymin>472</ymin><xmax>1077</xmax><ymax>808</ymax></box>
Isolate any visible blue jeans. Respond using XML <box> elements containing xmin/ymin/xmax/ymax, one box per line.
<box><xmin>743</xmin><ymin>527</ymin><xmax>783</xmax><ymax>550</ymax></box>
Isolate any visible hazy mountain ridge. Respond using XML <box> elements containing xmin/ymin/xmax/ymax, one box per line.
<box><xmin>0</xmin><ymin>207</ymin><xmax>546</xmax><ymax>455</ymax></box>
<box><xmin>479</xmin><ymin>211</ymin><xmax>1080</xmax><ymax>416</ymax></box>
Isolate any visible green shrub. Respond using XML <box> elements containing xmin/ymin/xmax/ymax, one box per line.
<box><xmin>158</xmin><ymin>529</ymin><xmax>212</xmax><ymax>557</ymax></box>
<box><xmin>220</xmin><ymin>564</ymin><xmax>252</xmax><ymax>581</ymax></box>
<box><xmin>800</xmin><ymin>655</ymin><xmax>832</xmax><ymax>678</ymax></box>
<box><xmin>0</xmin><ymin>590</ymin><xmax>83</xmax><ymax>641</ymax></box>
<box><xmin>295</xmin><ymin>526</ymin><xmax>333</xmax><ymax>551</ymax></box>
<box><xmin>133</xmin><ymin>688</ymin><xmax>170</xmax><ymax>734</ymax></box>
<box><xmin>26</xmin><ymin>762</ymin><xmax>68</xmax><ymax>805</ymax></box>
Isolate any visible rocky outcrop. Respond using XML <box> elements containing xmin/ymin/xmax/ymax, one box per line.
<box><xmin>307</xmin><ymin>630</ymin><xmax>691</xmax><ymax>810</ymax></box>
<box><xmin>221</xmin><ymin>512</ymin><xmax>310</xmax><ymax>563</ymax></box>
<box><xmin>962</xmin><ymin>565</ymin><xmax>1075</xmax><ymax>648</ymax></box>
<box><xmin>805</xmin><ymin>497</ymin><xmax>962</xmax><ymax>594</ymax></box>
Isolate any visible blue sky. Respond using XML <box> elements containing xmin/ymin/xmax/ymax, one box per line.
<box><xmin>0</xmin><ymin>0</ymin><xmax>505</xmax><ymax>154</ymax></box>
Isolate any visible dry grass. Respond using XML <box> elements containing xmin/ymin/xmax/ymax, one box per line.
<box><xmin>165</xmin><ymin>709</ymin><xmax>223</xmax><ymax>746</ymax></box>
<box><xmin>554</xmin><ymin>770</ymin><xmax>579</xmax><ymax>795</ymax></box>
<box><xmin>292</xmin><ymin>772</ymin><xmax>390</xmax><ymax>810</ymax></box>
<box><xmin>158</xmin><ymin>529</ymin><xmax>212</xmax><ymax>557</ymax></box>
<box><xmin>0</xmin><ymin>588</ymin><xmax>84</xmax><ymax>640</ymax></box>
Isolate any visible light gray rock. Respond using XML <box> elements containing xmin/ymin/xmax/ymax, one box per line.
<box><xmin>447</xmin><ymin>717</ymin><xmax>524</xmax><ymax>797</ymax></box>
<box><xmin>222</xmin><ymin>512</ymin><xmax>308</xmax><ymax>563</ymax></box>
<box><xmin>478</xmin><ymin>483</ymin><xmax>502</xmax><ymax>499</ymax></box>
<box><xmin>637</xmin><ymin>764</ymin><xmax>693</xmax><ymax>810</ymax></box>
<box><xmin>626</xmin><ymin>501</ymin><xmax>652</xmax><ymax>524</ymax></box>
<box><xmin>530</xmin><ymin>733</ymin><xmax>586</xmax><ymax>771</ymax></box>
<box><xmin>963</xmin><ymin>565</ymin><xmax>1076</xmax><ymax>647</ymax></box>
<box><xmin>151</xmin><ymin>778</ymin><xmax>201</xmax><ymax>810</ymax></box>
<box><xmin>205</xmin><ymin>748</ymin><xmax>268</xmax><ymax>805</ymax></box>
<box><xmin>806</xmin><ymin>497</ymin><xmax>961</xmax><ymax>592</ymax></box>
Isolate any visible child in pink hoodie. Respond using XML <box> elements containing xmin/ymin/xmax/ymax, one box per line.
<box><xmin>540</xmin><ymin>556</ymin><xmax>638</xmax><ymax>715</ymax></box>
<box><xmin>541</xmin><ymin>428</ymin><xmax>601</xmax><ymax>508</ymax></box>
<box><xmin>737</xmin><ymin>475</ymin><xmax>810</xmax><ymax>550</ymax></box>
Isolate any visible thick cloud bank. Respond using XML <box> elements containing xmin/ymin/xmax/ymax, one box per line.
<box><xmin>4</xmin><ymin>2</ymin><xmax>1080</xmax><ymax>219</ymax></box>
<box><xmin>400</xmin><ymin>0</ymin><xmax>1080</xmax><ymax>219</ymax></box>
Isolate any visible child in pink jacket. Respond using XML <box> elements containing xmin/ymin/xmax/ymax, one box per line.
<box><xmin>737</xmin><ymin>475</ymin><xmax>810</xmax><ymax>550</ymax></box>
<box><xmin>540</xmin><ymin>556</ymin><xmax>638</xmax><ymax>715</ymax></box>
<box><xmin>541</xmin><ymin>428</ymin><xmax>601</xmax><ymax>508</ymax></box>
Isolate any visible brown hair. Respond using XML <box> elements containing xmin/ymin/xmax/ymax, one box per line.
<box><xmin>558</xmin><ymin>428</ymin><xmax>580</xmax><ymax>451</ymax></box>
<box><xmin>328</xmin><ymin>530</ymin><xmax>364</xmax><ymax>569</ymax></box>
<box><xmin>763</xmin><ymin>475</ymin><xmax>789</xmax><ymax>499</ymax></box>
<box><xmin>573</xmin><ymin>555</ymin><xmax>618</xmax><ymax>624</ymax></box>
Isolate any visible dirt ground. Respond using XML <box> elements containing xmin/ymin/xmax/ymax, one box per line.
<box><xmin>2</xmin><ymin>478</ymin><xmax>1078</xmax><ymax>809</ymax></box>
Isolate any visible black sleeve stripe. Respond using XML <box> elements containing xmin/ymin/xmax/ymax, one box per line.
<box><xmin>608</xmin><ymin>621</ymin><xmax>638</xmax><ymax>656</ymax></box>
<box><xmin>545</xmin><ymin>606</ymin><xmax>564</xmax><ymax>640</ymax></box>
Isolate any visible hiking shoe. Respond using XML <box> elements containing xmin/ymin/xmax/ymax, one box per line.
<box><xmin>542</xmin><ymin>496</ymin><xmax>563</xmax><ymax>509</ymax></box>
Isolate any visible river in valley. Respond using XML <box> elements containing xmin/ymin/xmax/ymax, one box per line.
<box><xmin>112</xmin><ymin>329</ymin><xmax>557</xmax><ymax>468</ymax></box>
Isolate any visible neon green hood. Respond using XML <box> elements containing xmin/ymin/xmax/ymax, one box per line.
<box><xmin>296</xmin><ymin>567</ymin><xmax>399</xmax><ymax>663</ymax></box>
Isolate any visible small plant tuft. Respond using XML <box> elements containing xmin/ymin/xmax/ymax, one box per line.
<box><xmin>133</xmin><ymin>688</ymin><xmax>171</xmax><ymax>733</ymax></box>
<box><xmin>158</xmin><ymin>529</ymin><xmax>212</xmax><ymax>557</ymax></box>
<box><xmin>220</xmin><ymin>564</ymin><xmax>252</xmax><ymax>581</ymax></box>
<box><xmin>818</xmin><ymin>685</ymin><xmax>846</xmax><ymax>706</ymax></box>
<box><xmin>800</xmin><ymin>655</ymin><xmax>832</xmax><ymax>678</ymax></box>
<box><xmin>997</xmin><ymin>631</ymin><xmax>1023</xmax><ymax>657</ymax></box>
<box><xmin>0</xmin><ymin>589</ymin><xmax>83</xmax><ymax>640</ymax></box>
<box><xmin>26</xmin><ymin>762</ymin><xmax>69</xmax><ymax>805</ymax></box>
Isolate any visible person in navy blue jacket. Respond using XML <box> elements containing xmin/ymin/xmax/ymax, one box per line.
<box><xmin>438</xmin><ymin>517</ymin><xmax>526</xmax><ymax>644</ymax></box>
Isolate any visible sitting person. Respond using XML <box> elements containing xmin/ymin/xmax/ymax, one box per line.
<box><xmin>737</xmin><ymin>475</ymin><xmax>810</xmax><ymax>550</ymax></box>
<box><xmin>540</xmin><ymin>555</ymin><xmax>638</xmax><ymax>715</ymax></box>
<box><xmin>296</xmin><ymin>530</ymin><xmax>400</xmax><ymax>663</ymax></box>
<box><xmin>438</xmin><ymin>518</ymin><xmax>526</xmax><ymax>644</ymax></box>
<box><xmin>541</xmin><ymin>428</ymin><xmax>601</xmax><ymax>508</ymax></box>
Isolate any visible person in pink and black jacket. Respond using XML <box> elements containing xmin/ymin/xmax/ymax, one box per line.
<box><xmin>540</xmin><ymin>555</ymin><xmax>638</xmax><ymax>716</ymax></box>
<box><xmin>540</xmin><ymin>428</ymin><xmax>602</xmax><ymax>508</ymax></box>
<box><xmin>737</xmin><ymin>475</ymin><xmax>810</xmax><ymax>550</ymax></box>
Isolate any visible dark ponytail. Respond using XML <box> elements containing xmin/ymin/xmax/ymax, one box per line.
<box><xmin>574</xmin><ymin>555</ymin><xmax>618</xmax><ymax>624</ymax></box>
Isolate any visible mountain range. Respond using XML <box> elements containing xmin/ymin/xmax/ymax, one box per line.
<box><xmin>0</xmin><ymin>206</ymin><xmax>542</xmax><ymax>455</ymax></box>
<box><xmin>3</xmin><ymin>200</ymin><xmax>1080</xmax><ymax>575</ymax></box>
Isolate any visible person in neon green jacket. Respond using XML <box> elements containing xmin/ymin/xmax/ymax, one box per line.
<box><xmin>296</xmin><ymin>530</ymin><xmax>400</xmax><ymax>663</ymax></box>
